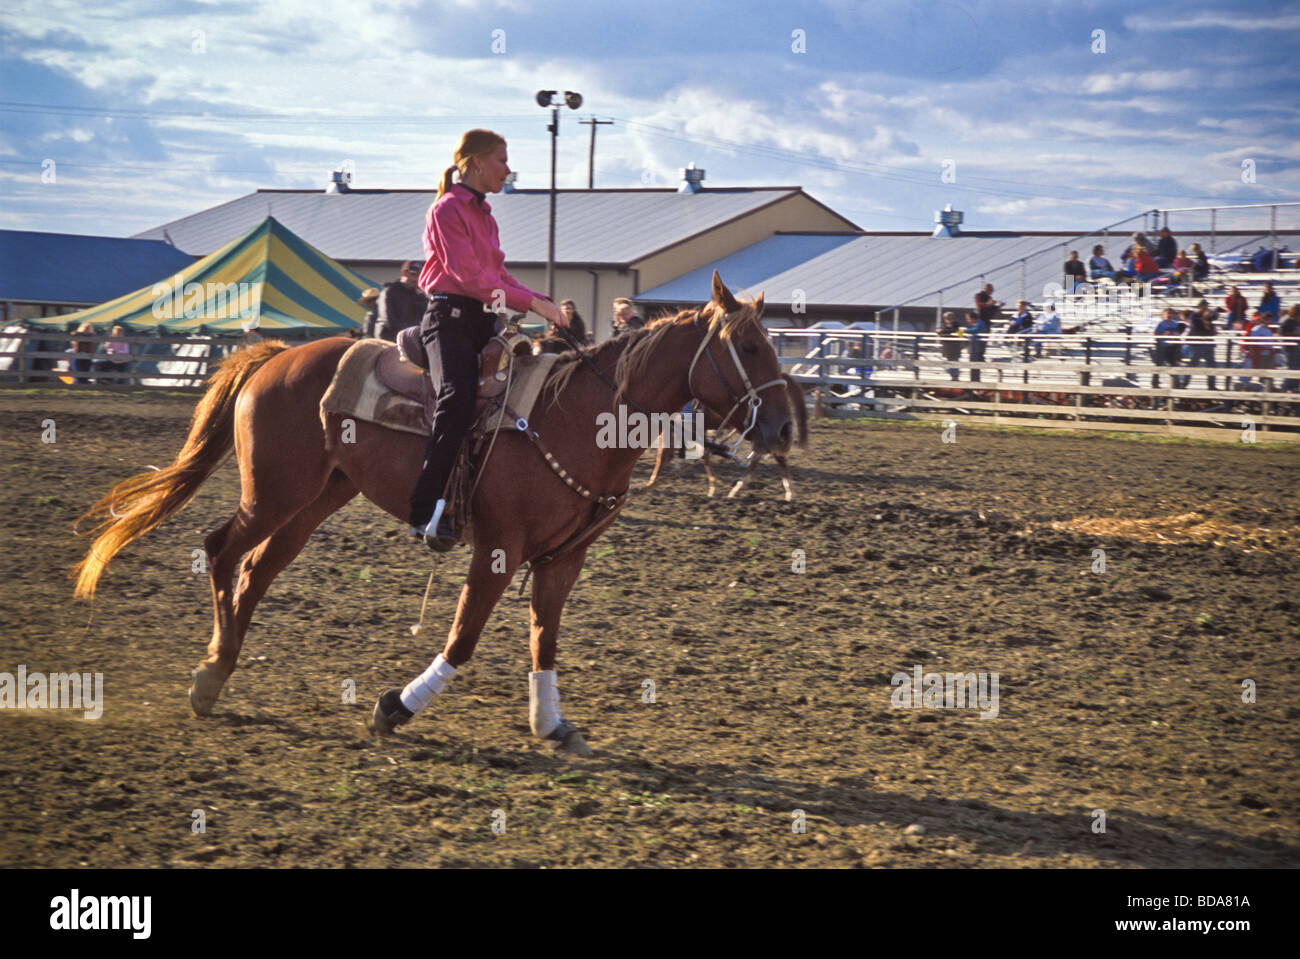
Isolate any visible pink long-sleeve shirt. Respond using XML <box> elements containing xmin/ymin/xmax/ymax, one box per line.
<box><xmin>417</xmin><ymin>183</ymin><xmax>539</xmax><ymax>314</ymax></box>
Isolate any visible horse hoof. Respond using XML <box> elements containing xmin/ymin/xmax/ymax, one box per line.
<box><xmin>368</xmin><ymin>688</ymin><xmax>412</xmax><ymax>737</ymax></box>
<box><xmin>188</xmin><ymin>664</ymin><xmax>226</xmax><ymax>716</ymax></box>
<box><xmin>547</xmin><ymin>720</ymin><xmax>592</xmax><ymax>757</ymax></box>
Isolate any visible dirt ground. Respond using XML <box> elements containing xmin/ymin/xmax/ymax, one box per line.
<box><xmin>1</xmin><ymin>390</ymin><xmax>1297</xmax><ymax>868</ymax></box>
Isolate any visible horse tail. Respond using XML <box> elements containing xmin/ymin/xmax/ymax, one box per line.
<box><xmin>783</xmin><ymin>373</ymin><xmax>808</xmax><ymax>449</ymax></box>
<box><xmin>72</xmin><ymin>340</ymin><xmax>290</xmax><ymax>600</ymax></box>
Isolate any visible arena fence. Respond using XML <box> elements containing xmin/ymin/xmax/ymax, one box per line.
<box><xmin>772</xmin><ymin>329</ymin><xmax>1300</xmax><ymax>443</ymax></box>
<box><xmin>6</xmin><ymin>328</ymin><xmax>1297</xmax><ymax>442</ymax></box>
<box><xmin>0</xmin><ymin>330</ymin><xmax>321</xmax><ymax>390</ymax></box>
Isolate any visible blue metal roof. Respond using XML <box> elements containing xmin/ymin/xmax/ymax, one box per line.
<box><xmin>0</xmin><ymin>230</ymin><xmax>196</xmax><ymax>305</ymax></box>
<box><xmin>638</xmin><ymin>230</ymin><xmax>1297</xmax><ymax>311</ymax></box>
<box><xmin>638</xmin><ymin>233</ymin><xmax>859</xmax><ymax>301</ymax></box>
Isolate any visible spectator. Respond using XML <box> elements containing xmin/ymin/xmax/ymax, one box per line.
<box><xmin>1129</xmin><ymin>244</ymin><xmax>1162</xmax><ymax>282</ymax></box>
<box><xmin>1225</xmin><ymin>286</ymin><xmax>1248</xmax><ymax>327</ymax></box>
<box><xmin>974</xmin><ymin>283</ymin><xmax>1003</xmax><ymax>324</ymax></box>
<box><xmin>1170</xmin><ymin>249</ymin><xmax>1193</xmax><ymax>285</ymax></box>
<box><xmin>375</xmin><ymin>260</ymin><xmax>428</xmax><ymax>342</ymax></box>
<box><xmin>964</xmin><ymin>308</ymin><xmax>990</xmax><ymax>382</ymax></box>
<box><xmin>1121</xmin><ymin>230</ymin><xmax>1151</xmax><ymax>263</ymax></box>
<box><xmin>1258</xmin><ymin>282</ymin><xmax>1280</xmax><ymax>319</ymax></box>
<box><xmin>1154</xmin><ymin>226</ymin><xmax>1178</xmax><ymax>268</ymax></box>
<box><xmin>936</xmin><ymin>310</ymin><xmax>964</xmax><ymax>381</ymax></box>
<box><xmin>1032</xmin><ymin>302</ymin><xmax>1062</xmax><ymax>357</ymax></box>
<box><xmin>1246</xmin><ymin>313</ymin><xmax>1279</xmax><ymax>390</ymax></box>
<box><xmin>557</xmin><ymin>299</ymin><xmax>588</xmax><ymax>344</ymax></box>
<box><xmin>1006</xmin><ymin>300</ymin><xmax>1034</xmax><ymax>335</ymax></box>
<box><xmin>611</xmin><ymin>298</ymin><xmax>644</xmax><ymax>337</ymax></box>
<box><xmin>359</xmin><ymin>288</ymin><xmax>380</xmax><ymax>338</ymax></box>
<box><xmin>71</xmin><ymin>322</ymin><xmax>96</xmax><ymax>383</ymax></box>
<box><xmin>1188</xmin><ymin>243</ymin><xmax>1210</xmax><ymax>281</ymax></box>
<box><xmin>1089</xmin><ymin>244</ymin><xmax>1118</xmax><ymax>281</ymax></box>
<box><xmin>1152</xmin><ymin>307</ymin><xmax>1183</xmax><ymax>388</ymax></box>
<box><xmin>1280</xmin><ymin>304</ymin><xmax>1300</xmax><ymax>393</ymax></box>
<box><xmin>1063</xmin><ymin>251</ymin><xmax>1086</xmax><ymax>292</ymax></box>
<box><xmin>92</xmin><ymin>324</ymin><xmax>132</xmax><ymax>382</ymax></box>
<box><xmin>1184</xmin><ymin>305</ymin><xmax>1218</xmax><ymax>390</ymax></box>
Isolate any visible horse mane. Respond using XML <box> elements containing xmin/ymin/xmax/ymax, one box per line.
<box><xmin>542</xmin><ymin>298</ymin><xmax>765</xmax><ymax>410</ymax></box>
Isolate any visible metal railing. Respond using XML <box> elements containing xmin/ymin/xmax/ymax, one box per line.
<box><xmin>0</xmin><ymin>331</ymin><xmax>250</xmax><ymax>389</ymax></box>
<box><xmin>769</xmin><ymin>328</ymin><xmax>1300</xmax><ymax>436</ymax></box>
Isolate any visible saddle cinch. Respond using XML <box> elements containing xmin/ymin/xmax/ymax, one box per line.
<box><xmin>320</xmin><ymin>327</ymin><xmax>563</xmax><ymax>542</ymax></box>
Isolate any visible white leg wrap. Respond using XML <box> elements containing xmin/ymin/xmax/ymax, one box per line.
<box><xmin>400</xmin><ymin>654</ymin><xmax>457</xmax><ymax>714</ymax></box>
<box><xmin>529</xmin><ymin>670</ymin><xmax>562</xmax><ymax>738</ymax></box>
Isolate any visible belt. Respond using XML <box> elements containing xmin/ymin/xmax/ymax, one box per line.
<box><xmin>429</xmin><ymin>292</ymin><xmax>488</xmax><ymax>311</ymax></box>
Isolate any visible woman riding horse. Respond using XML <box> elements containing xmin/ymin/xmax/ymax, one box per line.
<box><xmin>409</xmin><ymin>129</ymin><xmax>567</xmax><ymax>551</ymax></box>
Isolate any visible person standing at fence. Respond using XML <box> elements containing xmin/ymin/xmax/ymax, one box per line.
<box><xmin>1151</xmin><ymin>308</ymin><xmax>1182</xmax><ymax>388</ymax></box>
<box><xmin>1279</xmin><ymin>305</ymin><xmax>1300</xmax><ymax>393</ymax></box>
<box><xmin>1033</xmin><ymin>302</ymin><xmax>1062</xmax><ymax>358</ymax></box>
<box><xmin>1184</xmin><ymin>305</ymin><xmax>1218</xmax><ymax>391</ymax></box>
<box><xmin>964</xmin><ymin>308</ymin><xmax>990</xmax><ymax>383</ymax></box>
<box><xmin>92</xmin><ymin>324</ymin><xmax>132</xmax><ymax>383</ymax></box>
<box><xmin>1246</xmin><ymin>313</ymin><xmax>1279</xmax><ymax>392</ymax></box>
<box><xmin>376</xmin><ymin>261</ymin><xmax>428</xmax><ymax>342</ymax></box>
<box><xmin>937</xmin><ymin>311</ymin><xmax>964</xmax><ymax>381</ymax></box>
<box><xmin>71</xmin><ymin>322</ymin><xmax>96</xmax><ymax>384</ymax></box>
<box><xmin>359</xmin><ymin>288</ymin><xmax>380</xmax><ymax>338</ymax></box>
<box><xmin>610</xmin><ymin>298</ymin><xmax>644</xmax><ymax>337</ymax></box>
<box><xmin>557</xmin><ymin>299</ymin><xmax>588</xmax><ymax>344</ymax></box>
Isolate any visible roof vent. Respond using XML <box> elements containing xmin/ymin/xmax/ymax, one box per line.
<box><xmin>501</xmin><ymin>171</ymin><xmax>518</xmax><ymax>193</ymax></box>
<box><xmin>678</xmin><ymin>162</ymin><xmax>705</xmax><ymax>194</ymax></box>
<box><xmin>932</xmin><ymin>203</ymin><xmax>962</xmax><ymax>237</ymax></box>
<box><xmin>326</xmin><ymin>168</ymin><xmax>352</xmax><ymax>194</ymax></box>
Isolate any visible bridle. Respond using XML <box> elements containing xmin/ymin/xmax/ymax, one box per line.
<box><xmin>687</xmin><ymin>309</ymin><xmax>787</xmax><ymax>455</ymax></box>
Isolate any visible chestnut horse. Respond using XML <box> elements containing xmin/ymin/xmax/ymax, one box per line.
<box><xmin>643</xmin><ymin>372</ymin><xmax>807</xmax><ymax>500</ymax></box>
<box><xmin>73</xmin><ymin>272</ymin><xmax>791</xmax><ymax>755</ymax></box>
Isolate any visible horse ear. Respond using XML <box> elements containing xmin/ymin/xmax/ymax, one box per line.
<box><xmin>753</xmin><ymin>291</ymin><xmax>765</xmax><ymax>319</ymax></box>
<box><xmin>711</xmin><ymin>270</ymin><xmax>740</xmax><ymax>314</ymax></box>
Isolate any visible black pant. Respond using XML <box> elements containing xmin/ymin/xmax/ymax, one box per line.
<box><xmin>408</xmin><ymin>295</ymin><xmax>497</xmax><ymax>526</ymax></box>
<box><xmin>968</xmin><ymin>340</ymin><xmax>985</xmax><ymax>382</ymax></box>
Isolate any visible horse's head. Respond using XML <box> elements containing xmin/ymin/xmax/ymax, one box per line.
<box><xmin>688</xmin><ymin>271</ymin><xmax>793</xmax><ymax>453</ymax></box>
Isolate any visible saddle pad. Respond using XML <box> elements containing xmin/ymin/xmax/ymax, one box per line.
<box><xmin>320</xmin><ymin>338</ymin><xmax>563</xmax><ymax>440</ymax></box>
<box><xmin>321</xmin><ymin>339</ymin><xmax>427</xmax><ymax>437</ymax></box>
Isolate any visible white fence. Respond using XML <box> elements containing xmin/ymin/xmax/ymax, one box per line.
<box><xmin>771</xmin><ymin>328</ymin><xmax>1300</xmax><ymax>441</ymax></box>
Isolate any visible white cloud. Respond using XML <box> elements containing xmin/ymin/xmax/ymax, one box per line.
<box><xmin>1125</xmin><ymin>13</ymin><xmax>1300</xmax><ymax>32</ymax></box>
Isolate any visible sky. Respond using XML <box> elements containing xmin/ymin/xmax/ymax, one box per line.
<box><xmin>2</xmin><ymin>0</ymin><xmax>1299</xmax><ymax>240</ymax></box>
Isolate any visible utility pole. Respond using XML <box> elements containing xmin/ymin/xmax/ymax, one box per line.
<box><xmin>578</xmin><ymin>117</ymin><xmax>612</xmax><ymax>189</ymax></box>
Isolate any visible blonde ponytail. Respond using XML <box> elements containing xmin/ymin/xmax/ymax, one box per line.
<box><xmin>435</xmin><ymin>129</ymin><xmax>506</xmax><ymax>200</ymax></box>
<box><xmin>436</xmin><ymin>165</ymin><xmax>457</xmax><ymax>200</ymax></box>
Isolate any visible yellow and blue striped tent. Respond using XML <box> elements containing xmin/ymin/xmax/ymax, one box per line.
<box><xmin>29</xmin><ymin>217</ymin><xmax>372</xmax><ymax>334</ymax></box>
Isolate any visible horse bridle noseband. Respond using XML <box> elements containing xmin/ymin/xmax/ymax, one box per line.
<box><xmin>687</xmin><ymin>310</ymin><xmax>787</xmax><ymax>455</ymax></box>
